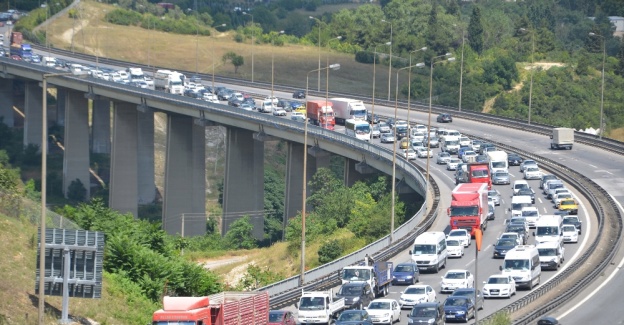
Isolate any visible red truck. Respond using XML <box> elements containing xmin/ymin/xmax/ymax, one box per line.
<box><xmin>306</xmin><ymin>100</ymin><xmax>335</xmax><ymax>130</ymax></box>
<box><xmin>467</xmin><ymin>162</ymin><xmax>491</xmax><ymax>189</ymax></box>
<box><xmin>448</xmin><ymin>183</ymin><xmax>488</xmax><ymax>236</ymax></box>
<box><xmin>152</xmin><ymin>291</ymin><xmax>269</xmax><ymax>325</ymax></box>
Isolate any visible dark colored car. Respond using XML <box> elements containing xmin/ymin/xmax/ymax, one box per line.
<box><xmin>335</xmin><ymin>310</ymin><xmax>373</xmax><ymax>325</ymax></box>
<box><xmin>395</xmin><ymin>126</ymin><xmax>409</xmax><ymax>140</ymax></box>
<box><xmin>217</xmin><ymin>89</ymin><xmax>233</xmax><ymax>100</ymax></box>
<box><xmin>392</xmin><ymin>262</ymin><xmax>420</xmax><ymax>285</ymax></box>
<box><xmin>537</xmin><ymin>316</ymin><xmax>560</xmax><ymax>325</ymax></box>
<box><xmin>268</xmin><ymin>310</ymin><xmax>296</xmax><ymax>325</ymax></box>
<box><xmin>289</xmin><ymin>100</ymin><xmax>304</xmax><ymax>111</ymax></box>
<box><xmin>443</xmin><ymin>296</ymin><xmax>475</xmax><ymax>323</ymax></box>
<box><xmin>493</xmin><ymin>238</ymin><xmax>517</xmax><ymax>259</ymax></box>
<box><xmin>184</xmin><ymin>89</ymin><xmax>202</xmax><ymax>99</ymax></box>
<box><xmin>385</xmin><ymin>118</ymin><xmax>396</xmax><ymax>128</ymax></box>
<box><xmin>292</xmin><ymin>90</ymin><xmax>306</xmax><ymax>99</ymax></box>
<box><xmin>450</xmin><ymin>288</ymin><xmax>484</xmax><ymax>311</ymax></box>
<box><xmin>540</xmin><ymin>174</ymin><xmax>559</xmax><ymax>189</ymax></box>
<box><xmin>407</xmin><ymin>301</ymin><xmax>445</xmax><ymax>325</ymax></box>
<box><xmin>437</xmin><ymin>113</ymin><xmax>453</xmax><ymax>123</ymax></box>
<box><xmin>505</xmin><ymin>223</ymin><xmax>529</xmax><ymax>244</ymax></box>
<box><xmin>475</xmin><ymin>154</ymin><xmax>489</xmax><ymax>163</ymax></box>
<box><xmin>242</xmin><ymin>97</ymin><xmax>256</xmax><ymax>106</ymax></box>
<box><xmin>228</xmin><ymin>98</ymin><xmax>242</xmax><ymax>107</ymax></box>
<box><xmin>515</xmin><ymin>188</ymin><xmax>535</xmax><ymax>204</ymax></box>
<box><xmin>367</xmin><ymin>113</ymin><xmax>380</xmax><ymax>124</ymax></box>
<box><xmin>479</xmin><ymin>143</ymin><xmax>495</xmax><ymax>154</ymax></box>
<box><xmin>563</xmin><ymin>215</ymin><xmax>582</xmax><ymax>234</ymax></box>
<box><xmin>277</xmin><ymin>98</ymin><xmax>290</xmax><ymax>108</ymax></box>
<box><xmin>508</xmin><ymin>153</ymin><xmax>523</xmax><ymax>166</ymax></box>
<box><xmin>335</xmin><ymin>282</ymin><xmax>375</xmax><ymax>310</ymax></box>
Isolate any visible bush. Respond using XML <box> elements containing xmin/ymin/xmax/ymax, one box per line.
<box><xmin>67</xmin><ymin>178</ymin><xmax>87</xmax><ymax>202</ymax></box>
<box><xmin>355</xmin><ymin>51</ymin><xmax>376</xmax><ymax>64</ymax></box>
<box><xmin>318</xmin><ymin>240</ymin><xmax>342</xmax><ymax>264</ymax></box>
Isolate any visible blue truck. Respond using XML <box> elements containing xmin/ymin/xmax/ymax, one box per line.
<box><xmin>10</xmin><ymin>44</ymin><xmax>32</xmax><ymax>61</ymax></box>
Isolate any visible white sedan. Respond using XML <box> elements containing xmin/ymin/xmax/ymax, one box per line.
<box><xmin>447</xmin><ymin>158</ymin><xmax>461</xmax><ymax>171</ymax></box>
<box><xmin>446</xmin><ymin>239</ymin><xmax>464</xmax><ymax>258</ymax></box>
<box><xmin>439</xmin><ymin>269</ymin><xmax>474</xmax><ymax>293</ymax></box>
<box><xmin>562</xmin><ymin>225</ymin><xmax>579</xmax><ymax>243</ymax></box>
<box><xmin>365</xmin><ymin>299</ymin><xmax>401</xmax><ymax>324</ymax></box>
<box><xmin>404</xmin><ymin>149</ymin><xmax>417</xmax><ymax>160</ymax></box>
<box><xmin>482</xmin><ymin>274</ymin><xmax>516</xmax><ymax>298</ymax></box>
<box><xmin>524</xmin><ymin>167</ymin><xmax>542</xmax><ymax>180</ymax></box>
<box><xmin>414</xmin><ymin>146</ymin><xmax>433</xmax><ymax>158</ymax></box>
<box><xmin>447</xmin><ymin>229</ymin><xmax>471</xmax><ymax>247</ymax></box>
<box><xmin>399</xmin><ymin>285</ymin><xmax>436</xmax><ymax>309</ymax></box>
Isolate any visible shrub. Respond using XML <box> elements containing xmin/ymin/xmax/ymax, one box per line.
<box><xmin>355</xmin><ymin>51</ymin><xmax>376</xmax><ymax>64</ymax></box>
<box><xmin>318</xmin><ymin>239</ymin><xmax>342</xmax><ymax>264</ymax></box>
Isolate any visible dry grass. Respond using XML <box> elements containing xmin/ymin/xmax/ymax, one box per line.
<box><xmin>46</xmin><ymin>0</ymin><xmax>396</xmax><ymax>98</ymax></box>
<box><xmin>608</xmin><ymin>127</ymin><xmax>624</xmax><ymax>141</ymax></box>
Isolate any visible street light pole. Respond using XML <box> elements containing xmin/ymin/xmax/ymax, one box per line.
<box><xmin>271</xmin><ymin>31</ymin><xmax>285</xmax><ymax>100</ymax></box>
<box><xmin>392</xmin><ymin>62</ymin><xmax>425</xmax><ymax>243</ymax></box>
<box><xmin>589</xmin><ymin>32</ymin><xmax>605</xmax><ymax>139</ymax></box>
<box><xmin>243</xmin><ymin>12</ymin><xmax>254</xmax><ymax>83</ymax></box>
<box><xmin>371</xmin><ymin>42</ymin><xmax>391</xmax><ymax>131</ymax></box>
<box><xmin>459</xmin><ymin>29</ymin><xmax>465</xmax><ymax>112</ymax></box>
<box><xmin>426</xmin><ymin>54</ymin><xmax>455</xmax><ymax>189</ymax></box>
<box><xmin>310</xmin><ymin>16</ymin><xmax>322</xmax><ymax>92</ymax></box>
<box><xmin>520</xmin><ymin>28</ymin><xmax>535</xmax><ymax>124</ymax></box>
<box><xmin>407</xmin><ymin>47</ymin><xmax>427</xmax><ymax>128</ymax></box>
<box><xmin>382</xmin><ymin>19</ymin><xmax>393</xmax><ymax>101</ymax></box>
<box><xmin>301</xmin><ymin>63</ymin><xmax>341</xmax><ymax>286</ymax></box>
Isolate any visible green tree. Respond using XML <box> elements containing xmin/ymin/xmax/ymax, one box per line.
<box><xmin>318</xmin><ymin>240</ymin><xmax>342</xmax><ymax>264</ymax></box>
<box><xmin>468</xmin><ymin>6</ymin><xmax>484</xmax><ymax>54</ymax></box>
<box><xmin>617</xmin><ymin>37</ymin><xmax>624</xmax><ymax>77</ymax></box>
<box><xmin>224</xmin><ymin>216</ymin><xmax>257</xmax><ymax>249</ymax></box>
<box><xmin>222</xmin><ymin>52</ymin><xmax>244</xmax><ymax>73</ymax></box>
<box><xmin>67</xmin><ymin>178</ymin><xmax>87</xmax><ymax>202</ymax></box>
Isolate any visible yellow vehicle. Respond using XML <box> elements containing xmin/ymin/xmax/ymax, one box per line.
<box><xmin>294</xmin><ymin>105</ymin><xmax>306</xmax><ymax>114</ymax></box>
<box><xmin>400</xmin><ymin>138</ymin><xmax>410</xmax><ymax>150</ymax></box>
<box><xmin>558</xmin><ymin>199</ymin><xmax>578</xmax><ymax>215</ymax></box>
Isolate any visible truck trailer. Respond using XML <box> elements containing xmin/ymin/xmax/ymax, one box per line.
<box><xmin>152</xmin><ymin>291</ymin><xmax>269</xmax><ymax>325</ymax></box>
<box><xmin>486</xmin><ymin>150</ymin><xmax>508</xmax><ymax>174</ymax></box>
<box><xmin>448</xmin><ymin>183</ymin><xmax>488</xmax><ymax>236</ymax></box>
<box><xmin>9</xmin><ymin>32</ymin><xmax>32</xmax><ymax>61</ymax></box>
<box><xmin>341</xmin><ymin>256</ymin><xmax>393</xmax><ymax>297</ymax></box>
<box><xmin>306</xmin><ymin>100</ymin><xmax>335</xmax><ymax>130</ymax></box>
<box><xmin>550</xmin><ymin>128</ymin><xmax>574</xmax><ymax>150</ymax></box>
<box><xmin>330</xmin><ymin>97</ymin><xmax>368</xmax><ymax>125</ymax></box>
<box><xmin>154</xmin><ymin>69</ymin><xmax>185</xmax><ymax>95</ymax></box>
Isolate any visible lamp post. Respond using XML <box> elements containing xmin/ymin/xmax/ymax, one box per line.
<box><xmin>325</xmin><ymin>36</ymin><xmax>342</xmax><ymax>129</ymax></box>
<box><xmin>39</xmin><ymin>72</ymin><xmax>73</xmax><ymax>325</ymax></box>
<box><xmin>381</xmin><ymin>19</ymin><xmax>393</xmax><ymax>101</ymax></box>
<box><xmin>407</xmin><ymin>47</ymin><xmax>427</xmax><ymax>128</ymax></box>
<box><xmin>589</xmin><ymin>32</ymin><xmax>605</xmax><ymax>139</ymax></box>
<box><xmin>519</xmin><ymin>28</ymin><xmax>535</xmax><ymax>124</ymax></box>
<box><xmin>243</xmin><ymin>12</ymin><xmax>254</xmax><ymax>82</ymax></box>
<box><xmin>271</xmin><ymin>30</ymin><xmax>285</xmax><ymax>101</ymax></box>
<box><xmin>301</xmin><ymin>63</ymin><xmax>341</xmax><ymax>285</ymax></box>
<box><xmin>310</xmin><ymin>16</ymin><xmax>322</xmax><ymax>92</ymax></box>
<box><xmin>459</xmin><ymin>29</ymin><xmax>466</xmax><ymax>112</ymax></box>
<box><xmin>391</xmin><ymin>62</ymin><xmax>425</xmax><ymax>243</ymax></box>
<box><xmin>211</xmin><ymin>24</ymin><xmax>227</xmax><ymax>90</ymax></box>
<box><xmin>426</xmin><ymin>54</ymin><xmax>455</xmax><ymax>189</ymax></box>
<box><xmin>371</xmin><ymin>42</ymin><xmax>391</xmax><ymax>131</ymax></box>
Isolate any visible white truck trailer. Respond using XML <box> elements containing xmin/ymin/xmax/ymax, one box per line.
<box><xmin>487</xmin><ymin>150</ymin><xmax>508</xmax><ymax>174</ymax></box>
<box><xmin>550</xmin><ymin>128</ymin><xmax>574</xmax><ymax>150</ymax></box>
<box><xmin>154</xmin><ymin>69</ymin><xmax>184</xmax><ymax>95</ymax></box>
<box><xmin>330</xmin><ymin>97</ymin><xmax>368</xmax><ymax>125</ymax></box>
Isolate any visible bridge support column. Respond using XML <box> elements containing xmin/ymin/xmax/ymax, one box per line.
<box><xmin>0</xmin><ymin>78</ymin><xmax>14</xmax><ymax>127</ymax></box>
<box><xmin>306</xmin><ymin>146</ymin><xmax>330</xmax><ymax>195</ymax></box>
<box><xmin>91</xmin><ymin>99</ymin><xmax>111</xmax><ymax>154</ymax></box>
<box><xmin>137</xmin><ymin>108</ymin><xmax>155</xmax><ymax>205</ymax></box>
<box><xmin>62</xmin><ymin>90</ymin><xmax>90</xmax><ymax>199</ymax></box>
<box><xmin>162</xmin><ymin>115</ymin><xmax>206</xmax><ymax>237</ymax></box>
<box><xmin>284</xmin><ymin>142</ymin><xmax>304</xmax><ymax>230</ymax></box>
<box><xmin>55</xmin><ymin>88</ymin><xmax>66</xmax><ymax>126</ymax></box>
<box><xmin>109</xmin><ymin>102</ymin><xmax>138</xmax><ymax>217</ymax></box>
<box><xmin>344</xmin><ymin>158</ymin><xmax>376</xmax><ymax>187</ymax></box>
<box><xmin>222</xmin><ymin>127</ymin><xmax>264</xmax><ymax>239</ymax></box>
<box><xmin>23</xmin><ymin>82</ymin><xmax>43</xmax><ymax>150</ymax></box>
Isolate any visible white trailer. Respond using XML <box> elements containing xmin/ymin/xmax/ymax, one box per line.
<box><xmin>154</xmin><ymin>69</ymin><xmax>184</xmax><ymax>95</ymax></box>
<box><xmin>550</xmin><ymin>128</ymin><xmax>574</xmax><ymax>150</ymax></box>
<box><xmin>487</xmin><ymin>150</ymin><xmax>508</xmax><ymax>173</ymax></box>
<box><xmin>127</xmin><ymin>67</ymin><xmax>145</xmax><ymax>83</ymax></box>
<box><xmin>330</xmin><ymin>97</ymin><xmax>367</xmax><ymax>125</ymax></box>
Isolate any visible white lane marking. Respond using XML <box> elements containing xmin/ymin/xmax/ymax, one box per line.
<box><xmin>465</xmin><ymin>258</ymin><xmax>476</xmax><ymax>267</ymax></box>
<box><xmin>543</xmin><ymin>207</ymin><xmax>548</xmax><ymax>214</ymax></box>
<box><xmin>558</xmin><ymin>195</ymin><xmax>620</xmax><ymax>320</ymax></box>
<box><xmin>537</xmin><ymin>197</ymin><xmax>543</xmax><ymax>204</ymax></box>
<box><xmin>482</xmin><ymin>244</ymin><xmax>492</xmax><ymax>252</ymax></box>
<box><xmin>588</xmin><ymin>164</ymin><xmax>597</xmax><ymax>168</ymax></box>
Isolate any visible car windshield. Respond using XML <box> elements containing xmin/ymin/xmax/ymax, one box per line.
<box><xmin>492</xmin><ymin>161</ymin><xmax>506</xmax><ymax>168</ymax></box>
<box><xmin>410</xmin><ymin>306</ymin><xmax>437</xmax><ymax>318</ymax></box>
<box><xmin>446</xmin><ymin>240</ymin><xmax>461</xmax><ymax>246</ymax></box>
<box><xmin>445</xmin><ymin>297</ymin><xmax>468</xmax><ymax>306</ymax></box>
<box><xmin>269</xmin><ymin>313</ymin><xmax>285</xmax><ymax>322</ymax></box>
<box><xmin>506</xmin><ymin>225</ymin><xmax>525</xmax><ymax>233</ymax></box>
<box><xmin>488</xmin><ymin>277</ymin><xmax>509</xmax><ymax>284</ymax></box>
<box><xmin>503</xmin><ymin>259</ymin><xmax>530</xmax><ymax>271</ymax></box>
<box><xmin>449</xmin><ymin>206</ymin><xmax>478</xmax><ymax>217</ymax></box>
<box><xmin>342</xmin><ymin>269</ymin><xmax>371</xmax><ymax>281</ymax></box>
<box><xmin>522</xmin><ymin>210</ymin><xmax>538</xmax><ymax>217</ymax></box>
<box><xmin>471</xmin><ymin>170</ymin><xmax>489</xmax><ymax>178</ymax></box>
<box><xmin>368</xmin><ymin>301</ymin><xmax>390</xmax><ymax>310</ymax></box>
<box><xmin>449</xmin><ymin>231</ymin><xmax>466</xmax><ymax>237</ymax></box>
<box><xmin>561</xmin><ymin>200</ymin><xmax>575</xmax><ymax>205</ymax></box>
<box><xmin>538</xmin><ymin>248</ymin><xmax>557</xmax><ymax>256</ymax></box>
<box><xmin>526</xmin><ymin>167</ymin><xmax>539</xmax><ymax>172</ymax></box>
<box><xmin>338</xmin><ymin>312</ymin><xmax>366</xmax><ymax>321</ymax></box>
<box><xmin>563</xmin><ymin>217</ymin><xmax>580</xmax><ymax>224</ymax></box>
<box><xmin>497</xmin><ymin>239</ymin><xmax>516</xmax><ymax>246</ymax></box>
<box><xmin>536</xmin><ymin>226</ymin><xmax>559</xmax><ymax>236</ymax></box>
<box><xmin>355</xmin><ymin>125</ymin><xmax>371</xmax><ymax>134</ymax></box>
<box><xmin>395</xmin><ymin>265</ymin><xmax>414</xmax><ymax>272</ymax></box>
<box><xmin>338</xmin><ymin>286</ymin><xmax>363</xmax><ymax>296</ymax></box>
<box><xmin>515</xmin><ymin>184</ymin><xmax>529</xmax><ymax>190</ymax></box>
<box><xmin>412</xmin><ymin>244</ymin><xmax>436</xmax><ymax>255</ymax></box>
<box><xmin>298</xmin><ymin>297</ymin><xmax>326</xmax><ymax>310</ymax></box>
<box><xmin>445</xmin><ymin>272</ymin><xmax>466</xmax><ymax>279</ymax></box>
<box><xmin>405</xmin><ymin>287</ymin><xmax>426</xmax><ymax>295</ymax></box>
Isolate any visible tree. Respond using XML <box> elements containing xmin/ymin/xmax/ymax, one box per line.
<box><xmin>318</xmin><ymin>240</ymin><xmax>342</xmax><ymax>264</ymax></box>
<box><xmin>224</xmin><ymin>216</ymin><xmax>257</xmax><ymax>249</ymax></box>
<box><xmin>222</xmin><ymin>52</ymin><xmax>244</xmax><ymax>73</ymax></box>
<box><xmin>468</xmin><ymin>6</ymin><xmax>484</xmax><ymax>55</ymax></box>
<box><xmin>67</xmin><ymin>178</ymin><xmax>87</xmax><ymax>202</ymax></box>
<box><xmin>617</xmin><ymin>37</ymin><xmax>624</xmax><ymax>77</ymax></box>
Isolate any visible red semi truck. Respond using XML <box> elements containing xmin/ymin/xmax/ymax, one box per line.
<box><xmin>467</xmin><ymin>162</ymin><xmax>491</xmax><ymax>189</ymax></box>
<box><xmin>306</xmin><ymin>100</ymin><xmax>335</xmax><ymax>130</ymax></box>
<box><xmin>152</xmin><ymin>291</ymin><xmax>269</xmax><ymax>325</ymax></box>
<box><xmin>448</xmin><ymin>183</ymin><xmax>488</xmax><ymax>236</ymax></box>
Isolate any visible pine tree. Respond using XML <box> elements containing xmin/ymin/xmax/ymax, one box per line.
<box><xmin>468</xmin><ymin>6</ymin><xmax>484</xmax><ymax>55</ymax></box>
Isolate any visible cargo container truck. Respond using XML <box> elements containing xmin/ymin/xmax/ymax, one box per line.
<box><xmin>306</xmin><ymin>100</ymin><xmax>335</xmax><ymax>130</ymax></box>
<box><xmin>330</xmin><ymin>97</ymin><xmax>368</xmax><ymax>125</ymax></box>
<box><xmin>448</xmin><ymin>183</ymin><xmax>488</xmax><ymax>236</ymax></box>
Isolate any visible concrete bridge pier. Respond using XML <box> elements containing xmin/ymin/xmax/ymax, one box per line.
<box><xmin>55</xmin><ymin>88</ymin><xmax>66</xmax><ymax>126</ymax></box>
<box><xmin>0</xmin><ymin>78</ymin><xmax>14</xmax><ymax>127</ymax></box>
<box><xmin>222</xmin><ymin>127</ymin><xmax>265</xmax><ymax>239</ymax></box>
<box><xmin>109</xmin><ymin>101</ymin><xmax>138</xmax><ymax>217</ymax></box>
<box><xmin>137</xmin><ymin>108</ymin><xmax>155</xmax><ymax>205</ymax></box>
<box><xmin>91</xmin><ymin>99</ymin><xmax>111</xmax><ymax>154</ymax></box>
<box><xmin>23</xmin><ymin>82</ymin><xmax>43</xmax><ymax>150</ymax></box>
<box><xmin>344</xmin><ymin>158</ymin><xmax>376</xmax><ymax>187</ymax></box>
<box><xmin>284</xmin><ymin>142</ymin><xmax>304</xmax><ymax>229</ymax></box>
<box><xmin>162</xmin><ymin>114</ymin><xmax>206</xmax><ymax>237</ymax></box>
<box><xmin>62</xmin><ymin>90</ymin><xmax>90</xmax><ymax>199</ymax></box>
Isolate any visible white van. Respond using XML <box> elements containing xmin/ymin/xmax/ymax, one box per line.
<box><xmin>534</xmin><ymin>215</ymin><xmax>564</xmax><ymax>245</ymax></box>
<box><xmin>500</xmin><ymin>245</ymin><xmax>541</xmax><ymax>289</ymax></box>
<box><xmin>536</xmin><ymin>241</ymin><xmax>565</xmax><ymax>271</ymax></box>
<box><xmin>409</xmin><ymin>232</ymin><xmax>448</xmax><ymax>273</ymax></box>
<box><xmin>512</xmin><ymin>180</ymin><xmax>530</xmax><ymax>195</ymax></box>
<box><xmin>440</xmin><ymin>136</ymin><xmax>460</xmax><ymax>154</ymax></box>
<box><xmin>520</xmin><ymin>206</ymin><xmax>540</xmax><ymax>228</ymax></box>
<box><xmin>510</xmin><ymin>196</ymin><xmax>532</xmax><ymax>218</ymax></box>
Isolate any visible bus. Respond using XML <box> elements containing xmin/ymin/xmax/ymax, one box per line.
<box><xmin>345</xmin><ymin>119</ymin><xmax>371</xmax><ymax>141</ymax></box>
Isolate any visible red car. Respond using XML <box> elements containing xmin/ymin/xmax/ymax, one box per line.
<box><xmin>268</xmin><ymin>310</ymin><xmax>296</xmax><ymax>325</ymax></box>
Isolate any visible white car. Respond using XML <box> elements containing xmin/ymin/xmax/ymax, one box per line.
<box><xmin>203</xmin><ymin>93</ymin><xmax>220</xmax><ymax>103</ymax></box>
<box><xmin>265</xmin><ymin>96</ymin><xmax>279</xmax><ymax>105</ymax></box>
<box><xmin>520</xmin><ymin>207</ymin><xmax>540</xmax><ymax>228</ymax></box>
<box><xmin>399</xmin><ymin>285</ymin><xmax>436</xmax><ymax>309</ymax></box>
<box><xmin>524</xmin><ymin>167</ymin><xmax>542</xmax><ymax>180</ymax></box>
<box><xmin>447</xmin><ymin>229</ymin><xmax>471</xmax><ymax>247</ymax></box>
<box><xmin>482</xmin><ymin>275</ymin><xmax>516</xmax><ymax>298</ymax></box>
<box><xmin>371</xmin><ymin>125</ymin><xmax>381</xmax><ymax>138</ymax></box>
<box><xmin>447</xmin><ymin>158</ymin><xmax>461</xmax><ymax>171</ymax></box>
<box><xmin>272</xmin><ymin>106</ymin><xmax>287</xmax><ymax>116</ymax></box>
<box><xmin>446</xmin><ymin>239</ymin><xmax>464</xmax><ymax>258</ymax></box>
<box><xmin>404</xmin><ymin>149</ymin><xmax>417</xmax><ymax>160</ymax></box>
<box><xmin>462</xmin><ymin>151</ymin><xmax>478</xmax><ymax>163</ymax></box>
<box><xmin>520</xmin><ymin>159</ymin><xmax>538</xmax><ymax>172</ymax></box>
<box><xmin>499</xmin><ymin>232</ymin><xmax>523</xmax><ymax>246</ymax></box>
<box><xmin>365</xmin><ymin>299</ymin><xmax>401</xmax><ymax>324</ymax></box>
<box><xmin>439</xmin><ymin>269</ymin><xmax>474</xmax><ymax>293</ymax></box>
<box><xmin>232</xmin><ymin>92</ymin><xmax>244</xmax><ymax>102</ymax></box>
<box><xmin>562</xmin><ymin>225</ymin><xmax>579</xmax><ymax>243</ymax></box>
<box><xmin>415</xmin><ymin>146</ymin><xmax>433</xmax><ymax>158</ymax></box>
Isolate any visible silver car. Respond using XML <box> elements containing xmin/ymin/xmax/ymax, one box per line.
<box><xmin>378</xmin><ymin>122</ymin><xmax>391</xmax><ymax>133</ymax></box>
<box><xmin>488</xmin><ymin>189</ymin><xmax>501</xmax><ymax>206</ymax></box>
<box><xmin>371</xmin><ymin>125</ymin><xmax>381</xmax><ymax>138</ymax></box>
<box><xmin>436</xmin><ymin>152</ymin><xmax>451</xmax><ymax>164</ymax></box>
<box><xmin>380</xmin><ymin>132</ymin><xmax>396</xmax><ymax>143</ymax></box>
<box><xmin>426</xmin><ymin>136</ymin><xmax>440</xmax><ymax>148</ymax></box>
<box><xmin>492</xmin><ymin>171</ymin><xmax>510</xmax><ymax>185</ymax></box>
